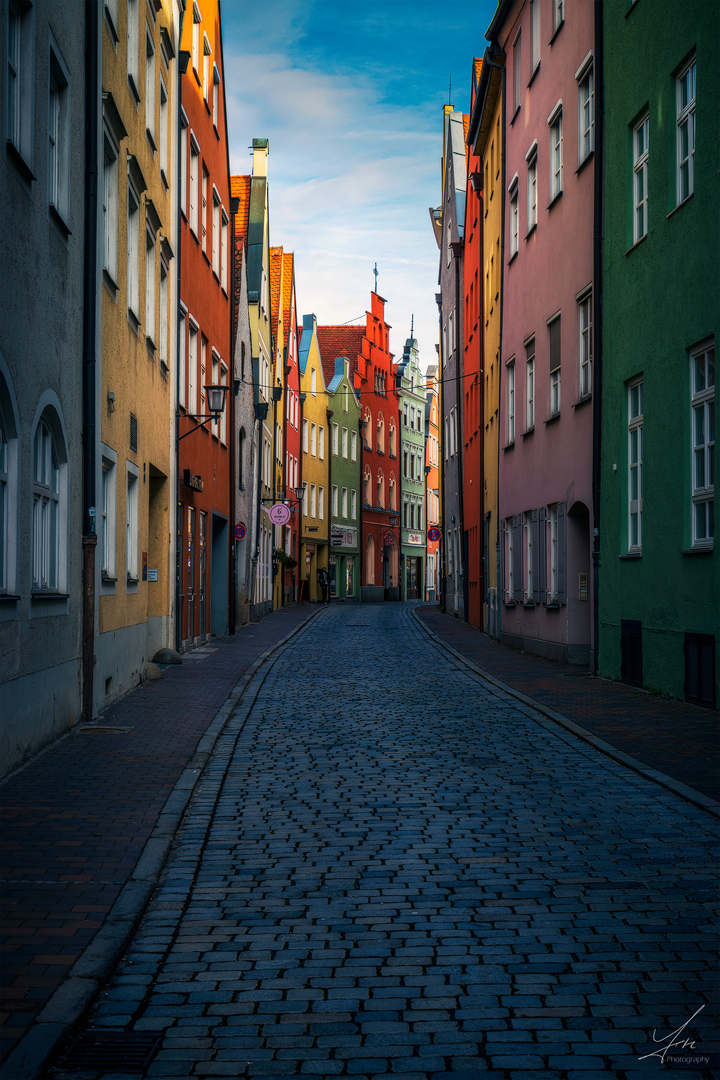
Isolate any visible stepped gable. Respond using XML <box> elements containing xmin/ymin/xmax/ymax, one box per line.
<box><xmin>317</xmin><ymin>325</ymin><xmax>365</xmax><ymax>390</ymax></box>
<box><xmin>282</xmin><ymin>251</ymin><xmax>294</xmax><ymax>330</ymax></box>
<box><xmin>230</xmin><ymin>175</ymin><xmax>251</xmax><ymax>243</ymax></box>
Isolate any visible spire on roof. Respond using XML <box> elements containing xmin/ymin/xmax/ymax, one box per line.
<box><xmin>373</xmin><ymin>262</ymin><xmax>378</xmax><ymax>292</ymax></box>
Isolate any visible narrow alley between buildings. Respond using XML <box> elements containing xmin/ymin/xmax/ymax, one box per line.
<box><xmin>20</xmin><ymin>603</ymin><xmax>718</xmax><ymax>1080</ymax></box>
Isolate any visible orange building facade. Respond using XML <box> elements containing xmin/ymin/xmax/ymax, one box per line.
<box><xmin>177</xmin><ymin>0</ymin><xmax>231</xmax><ymax>648</ymax></box>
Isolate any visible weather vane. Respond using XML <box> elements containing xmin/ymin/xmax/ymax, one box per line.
<box><xmin>373</xmin><ymin>262</ymin><xmax>378</xmax><ymax>291</ymax></box>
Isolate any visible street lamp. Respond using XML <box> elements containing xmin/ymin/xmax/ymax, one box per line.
<box><xmin>178</xmin><ymin>384</ymin><xmax>229</xmax><ymax>439</ymax></box>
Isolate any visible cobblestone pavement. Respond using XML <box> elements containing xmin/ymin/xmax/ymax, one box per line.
<box><xmin>416</xmin><ymin>606</ymin><xmax>720</xmax><ymax>804</ymax></box>
<box><xmin>49</xmin><ymin>604</ymin><xmax>719</xmax><ymax>1080</ymax></box>
<box><xmin>0</xmin><ymin>604</ymin><xmax>317</xmax><ymax>1065</ymax></box>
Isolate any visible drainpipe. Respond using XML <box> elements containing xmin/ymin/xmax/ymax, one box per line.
<box><xmin>483</xmin><ymin>47</ymin><xmax>506</xmax><ymax>641</ymax></box>
<box><xmin>591</xmin><ymin>0</ymin><xmax>604</xmax><ymax>674</ymax></box>
<box><xmin>81</xmin><ymin>0</ymin><xmax>99</xmax><ymax>721</ymax></box>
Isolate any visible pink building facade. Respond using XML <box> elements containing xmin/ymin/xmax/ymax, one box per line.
<box><xmin>491</xmin><ymin>0</ymin><xmax>597</xmax><ymax>666</ymax></box>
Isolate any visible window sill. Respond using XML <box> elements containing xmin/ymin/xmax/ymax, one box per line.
<box><xmin>510</xmin><ymin>104</ymin><xmax>521</xmax><ymax>126</ymax></box>
<box><xmin>49</xmin><ymin>203</ymin><xmax>71</xmax><ymax>236</ymax></box>
<box><xmin>523</xmin><ymin>601</ymin><xmax>536</xmax><ymax>609</ymax></box>
<box><xmin>544</xmin><ymin>412</ymin><xmax>561</xmax><ymax>425</ymax></box>
<box><xmin>6</xmin><ymin>140</ymin><xmax>36</xmax><ymax>184</ymax></box>
<box><xmin>127</xmin><ymin>576</ymin><xmax>139</xmax><ymax>585</ymax></box>
<box><xmin>682</xmin><ymin>546</ymin><xmax>713</xmax><ymax>555</ymax></box>
<box><xmin>389</xmin><ymin>452</ymin><xmax>397</xmax><ymax>459</ymax></box>
<box><xmin>572</xmin><ymin>394</ymin><xmax>592</xmax><ymax>409</ymax></box>
<box><xmin>161</xmin><ymin>168</ymin><xmax>169</xmax><ymax>192</ymax></box>
<box><xmin>575</xmin><ymin>149</ymin><xmax>594</xmax><ymax>176</ymax></box>
<box><xmin>544</xmin><ymin>601</ymin><xmax>561</xmax><ymax>609</ymax></box>
<box><xmin>667</xmin><ymin>192</ymin><xmax>694</xmax><ymax>220</ymax></box>
<box><xmin>549</xmin><ymin>18</ymin><xmax>564</xmax><ymax>44</ymax></box>
<box><xmin>521</xmin><ymin>426</ymin><xmax>535</xmax><ymax>438</ymax></box>
<box><xmin>503</xmin><ymin>600</ymin><xmax>517</xmax><ymax>607</ymax></box>
<box><xmin>103</xmin><ymin>268</ymin><xmax>119</xmax><ymax>298</ymax></box>
<box><xmin>525</xmin><ymin>222</ymin><xmax>537</xmax><ymax>240</ymax></box>
<box><xmin>128</xmin><ymin>308</ymin><xmax>140</xmax><ymax>333</ymax></box>
<box><xmin>104</xmin><ymin>7</ymin><xmax>120</xmax><ymax>43</ymax></box>
<box><xmin>527</xmin><ymin>62</ymin><xmax>541</xmax><ymax>88</ymax></box>
<box><xmin>625</xmin><ymin>234</ymin><xmax>647</xmax><ymax>256</ymax></box>
<box><xmin>547</xmin><ymin>189</ymin><xmax>563</xmax><ymax>211</ymax></box>
<box><xmin>619</xmin><ymin>552</ymin><xmax>642</xmax><ymax>559</ymax></box>
<box><xmin>146</xmin><ymin>128</ymin><xmax>157</xmax><ymax>154</ymax></box>
<box><xmin>160</xmin><ymin>359</ymin><xmax>169</xmax><ymax>377</ymax></box>
<box><xmin>146</xmin><ymin>335</ymin><xmax>156</xmax><ymax>355</ymax></box>
<box><xmin>508</xmin><ymin>249</ymin><xmax>518</xmax><ymax>266</ymax></box>
<box><xmin>376</xmin><ymin>449</ymin><xmax>385</xmax><ymax>455</ymax></box>
<box><xmin>0</xmin><ymin>594</ymin><xmax>21</xmax><ymax>603</ymax></box>
<box><xmin>624</xmin><ymin>0</ymin><xmax>639</xmax><ymax>17</ymax></box>
<box><xmin>128</xmin><ymin>74</ymin><xmax>140</xmax><ymax>104</ymax></box>
<box><xmin>503</xmin><ymin>440</ymin><xmax>515</xmax><ymax>450</ymax></box>
<box><xmin>31</xmin><ymin>591</ymin><xmax>69</xmax><ymax>601</ymax></box>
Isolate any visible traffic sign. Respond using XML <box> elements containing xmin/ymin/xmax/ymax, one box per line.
<box><xmin>235</xmin><ymin>522</ymin><xmax>246</xmax><ymax>540</ymax></box>
<box><xmin>269</xmin><ymin>502</ymin><xmax>291</xmax><ymax>526</ymax></box>
<box><xmin>427</xmin><ymin>527</ymin><xmax>441</xmax><ymax>542</ymax></box>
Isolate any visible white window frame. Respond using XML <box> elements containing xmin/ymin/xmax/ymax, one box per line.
<box><xmin>351</xmin><ymin>430</ymin><xmax>357</xmax><ymax>461</ymax></box>
<box><xmin>524</xmin><ymin>511</ymin><xmax>533</xmax><ymax>602</ymax></box>
<box><xmin>212</xmin><ymin>189</ymin><xmax>220</xmax><ymax>277</ymax></box>
<box><xmin>48</xmin><ymin>41</ymin><xmax>70</xmax><ymax>224</ymax></box>
<box><xmin>102</xmin><ymin>128</ymin><xmax>119</xmax><ymax>280</ymax></box>
<box><xmin>332</xmin><ymin>423</ymin><xmax>339</xmax><ymax>455</ymax></box>
<box><xmin>127</xmin><ymin>179</ymin><xmax>141</xmax><ymax>323</ymax></box>
<box><xmin>690</xmin><ymin>344</ymin><xmax>714</xmax><ymax>548</ymax></box>
<box><xmin>126</xmin><ymin>463</ymin><xmax>139</xmax><ymax>583</ymax></box>
<box><xmin>627</xmin><ymin>378</ymin><xmax>643</xmax><ymax>552</ymax></box>
<box><xmin>549</xmin><ymin>314</ymin><xmax>561</xmax><ymax>416</ymax></box>
<box><xmin>145</xmin><ymin>29</ymin><xmax>156</xmax><ymax>149</ymax></box>
<box><xmin>526</xmin><ymin>142</ymin><xmax>537</xmax><ymax>231</ymax></box>
<box><xmin>578</xmin><ymin>291</ymin><xmax>592</xmax><ymax>400</ymax></box>
<box><xmin>191</xmin><ymin>1</ymin><xmax>201</xmax><ymax>75</ymax></box>
<box><xmin>633</xmin><ymin>113</ymin><xmax>649</xmax><ymax>244</ymax></box>
<box><xmin>576</xmin><ymin>55</ymin><xmax>594</xmax><ymax>165</ymax></box>
<box><xmin>127</xmin><ymin>0</ymin><xmax>139</xmax><ymax>100</ymax></box>
<box><xmin>530</xmin><ymin>0</ymin><xmax>540</xmax><ymax>74</ymax></box>
<box><xmin>6</xmin><ymin>2</ymin><xmax>35</xmax><ymax>171</ymax></box>
<box><xmin>548</xmin><ymin>102</ymin><xmax>563</xmax><ymax>200</ymax></box>
<box><xmin>525</xmin><ymin>341</ymin><xmax>535</xmax><ymax>430</ymax></box>
<box><xmin>553</xmin><ymin>0</ymin><xmax>564</xmax><ymax>33</ymax></box>
<box><xmin>189</xmin><ymin>133</ymin><xmax>200</xmax><ymax>237</ymax></box>
<box><xmin>179</xmin><ymin>306</ymin><xmax>187</xmax><ymax>408</ymax></box>
<box><xmin>311</xmin><ymin>366</ymin><xmax>317</xmax><ymax>396</ymax></box>
<box><xmin>676</xmin><ymin>55</ymin><xmax>696</xmax><ymax>205</ymax></box>
<box><xmin>302</xmin><ymin>418</ymin><xmax>308</xmax><ymax>453</ymax></box>
<box><xmin>351</xmin><ymin>489</ymin><xmax>357</xmax><ymax>520</ymax></box>
<box><xmin>513</xmin><ymin>30</ymin><xmax>522</xmax><ymax>114</ymax></box>
<box><xmin>310</xmin><ymin>483</ymin><xmax>316</xmax><ymax>519</ymax></box>
<box><xmin>31</xmin><ymin>416</ymin><xmax>65</xmax><ymax>594</ymax></box>
<box><xmin>507</xmin><ymin>358</ymin><xmax>515</xmax><ymax>443</ymax></box>
<box><xmin>159</xmin><ymin>77</ymin><xmax>168</xmax><ymax>185</ymax></box>
<box><xmin>332</xmin><ymin>484</ymin><xmax>338</xmax><ymax>517</ymax></box>
<box><xmin>101</xmin><ymin>452</ymin><xmax>117</xmax><ymax>581</ymax></box>
<box><xmin>342</xmin><ymin>487</ymin><xmax>348</xmax><ymax>518</ymax></box>
<box><xmin>159</xmin><ymin>256</ymin><xmax>169</xmax><ymax>366</ymax></box>
<box><xmin>145</xmin><ymin>223</ymin><xmax>156</xmax><ymax>347</ymax></box>
<box><xmin>342</xmin><ymin>427</ymin><xmax>348</xmax><ymax>458</ymax></box>
<box><xmin>509</xmin><ymin>177</ymin><xmax>519</xmax><ymax>257</ymax></box>
<box><xmin>180</xmin><ymin>111</ymin><xmax>188</xmax><ymax>216</ymax></box>
<box><xmin>188</xmin><ymin>317</ymin><xmax>198</xmax><ymax>415</ymax></box>
<box><xmin>212</xmin><ymin>62</ymin><xmax>220</xmax><ymax>129</ymax></box>
<box><xmin>202</xmin><ymin>31</ymin><xmax>211</xmax><ymax>102</ymax></box>
<box><xmin>220</xmin><ymin>209</ymin><xmax>228</xmax><ymax>293</ymax></box>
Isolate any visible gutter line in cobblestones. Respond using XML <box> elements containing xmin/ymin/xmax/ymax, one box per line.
<box><xmin>410</xmin><ymin>605</ymin><xmax>720</xmax><ymax>821</ymax></box>
<box><xmin>2</xmin><ymin>607</ymin><xmax>325</xmax><ymax>1080</ymax></box>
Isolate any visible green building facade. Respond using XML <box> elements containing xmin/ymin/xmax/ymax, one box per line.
<box><xmin>327</xmin><ymin>358</ymin><xmax>361</xmax><ymax>600</ymax></box>
<box><xmin>599</xmin><ymin>0</ymin><xmax>718</xmax><ymax>706</ymax></box>
<box><xmin>397</xmin><ymin>332</ymin><xmax>427</xmax><ymax>601</ymax></box>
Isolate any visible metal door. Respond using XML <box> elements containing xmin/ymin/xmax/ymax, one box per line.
<box><xmin>199</xmin><ymin>511</ymin><xmax>207</xmax><ymax>639</ymax></box>
<box><xmin>187</xmin><ymin>506</ymin><xmax>195</xmax><ymax>640</ymax></box>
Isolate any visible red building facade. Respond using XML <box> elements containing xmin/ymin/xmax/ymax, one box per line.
<box><xmin>463</xmin><ymin>59</ymin><xmax>485</xmax><ymax>629</ymax></box>
<box><xmin>177</xmin><ymin>0</ymin><xmax>231</xmax><ymax>647</ymax></box>
<box><xmin>319</xmin><ymin>291</ymin><xmax>399</xmax><ymax>600</ymax></box>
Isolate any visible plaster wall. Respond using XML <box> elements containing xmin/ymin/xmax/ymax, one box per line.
<box><xmin>299</xmin><ymin>316</ymin><xmax>329</xmax><ymax>602</ymax></box>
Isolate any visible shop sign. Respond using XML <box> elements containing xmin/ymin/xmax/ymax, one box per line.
<box><xmin>407</xmin><ymin>532</ymin><xmax>423</xmax><ymax>545</ymax></box>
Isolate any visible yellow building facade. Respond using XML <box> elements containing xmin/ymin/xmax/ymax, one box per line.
<box><xmin>96</xmin><ymin>0</ymin><xmax>179</xmax><ymax>708</ymax></box>
<box><xmin>298</xmin><ymin>315</ymin><xmax>329</xmax><ymax>603</ymax></box>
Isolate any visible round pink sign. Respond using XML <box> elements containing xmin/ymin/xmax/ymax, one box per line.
<box><xmin>269</xmin><ymin>502</ymin><xmax>292</xmax><ymax>526</ymax></box>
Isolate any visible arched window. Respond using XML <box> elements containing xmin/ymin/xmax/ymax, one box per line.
<box><xmin>377</xmin><ymin>413</ymin><xmax>385</xmax><ymax>453</ymax></box>
<box><xmin>0</xmin><ymin>361</ymin><xmax>18</xmax><ymax>596</ymax></box>
<box><xmin>389</xmin><ymin>474</ymin><xmax>396</xmax><ymax>512</ymax></box>
<box><xmin>366</xmin><ymin>532</ymin><xmax>375</xmax><ymax>585</ymax></box>
<box><xmin>363</xmin><ymin>466</ymin><xmax>372</xmax><ymax>506</ymax></box>
<box><xmin>388</xmin><ymin>421</ymin><xmax>395</xmax><ymax>456</ymax></box>
<box><xmin>238</xmin><ymin>427</ymin><xmax>246</xmax><ymax>490</ymax></box>
<box><xmin>363</xmin><ymin>408</ymin><xmax>372</xmax><ymax>449</ymax></box>
<box><xmin>376</xmin><ymin>469</ymin><xmax>384</xmax><ymax>509</ymax></box>
<box><xmin>31</xmin><ymin>408</ymin><xmax>67</xmax><ymax>593</ymax></box>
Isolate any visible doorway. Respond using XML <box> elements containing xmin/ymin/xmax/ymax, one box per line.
<box><xmin>211</xmin><ymin>513</ymin><xmax>228</xmax><ymax>637</ymax></box>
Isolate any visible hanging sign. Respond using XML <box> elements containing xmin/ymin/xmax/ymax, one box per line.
<box><xmin>382</xmin><ymin>531</ymin><xmax>395</xmax><ymax>546</ymax></box>
<box><xmin>235</xmin><ymin>522</ymin><xmax>246</xmax><ymax>540</ymax></box>
<box><xmin>427</xmin><ymin>527</ymin><xmax>441</xmax><ymax>542</ymax></box>
<box><xmin>269</xmin><ymin>502</ymin><xmax>292</xmax><ymax>526</ymax></box>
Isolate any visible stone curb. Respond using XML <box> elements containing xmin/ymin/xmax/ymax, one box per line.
<box><xmin>2</xmin><ymin>606</ymin><xmax>325</xmax><ymax>1080</ymax></box>
<box><xmin>411</xmin><ymin>605</ymin><xmax>720</xmax><ymax>820</ymax></box>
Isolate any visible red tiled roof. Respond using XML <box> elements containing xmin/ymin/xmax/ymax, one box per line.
<box><xmin>463</xmin><ymin>113</ymin><xmax>470</xmax><ymax>160</ymax></box>
<box><xmin>474</xmin><ymin>57</ymin><xmax>483</xmax><ymax>85</ymax></box>
<box><xmin>269</xmin><ymin>246</ymin><xmax>283</xmax><ymax>345</ymax></box>
<box><xmin>230</xmin><ymin>175</ymin><xmax>251</xmax><ymax>243</ymax></box>
<box><xmin>317</xmin><ymin>325</ymin><xmax>365</xmax><ymax>388</ymax></box>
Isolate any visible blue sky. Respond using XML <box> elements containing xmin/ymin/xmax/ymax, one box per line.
<box><xmin>221</xmin><ymin>0</ymin><xmax>496</xmax><ymax>370</ymax></box>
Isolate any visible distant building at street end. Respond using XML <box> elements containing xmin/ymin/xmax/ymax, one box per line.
<box><xmin>326</xmin><ymin>357</ymin><xmax>361</xmax><ymax>601</ymax></box>
<box><xmin>397</xmin><ymin>329</ymin><xmax>427</xmax><ymax>601</ymax></box>
<box><xmin>425</xmin><ymin>366</ymin><xmax>441</xmax><ymax>601</ymax></box>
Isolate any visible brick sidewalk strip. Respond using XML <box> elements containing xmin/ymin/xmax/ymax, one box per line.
<box><xmin>0</xmin><ymin>605</ymin><xmax>320</xmax><ymax>1067</ymax></box>
<box><xmin>415</xmin><ymin>604</ymin><xmax>719</xmax><ymax>807</ymax></box>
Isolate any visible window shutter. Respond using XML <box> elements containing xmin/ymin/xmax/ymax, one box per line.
<box><xmin>557</xmin><ymin>501</ymin><xmax>567</xmax><ymax>604</ymax></box>
<box><xmin>512</xmin><ymin>516</ymin><xmax>523</xmax><ymax>602</ymax></box>
<box><xmin>500</xmin><ymin>519</ymin><xmax>507</xmax><ymax>601</ymax></box>
<box><xmin>538</xmin><ymin>507</ymin><xmax>547</xmax><ymax>604</ymax></box>
<box><xmin>531</xmin><ymin>508</ymin><xmax>540</xmax><ymax>603</ymax></box>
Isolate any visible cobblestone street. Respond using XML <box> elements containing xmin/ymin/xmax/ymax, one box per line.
<box><xmin>36</xmin><ymin>603</ymin><xmax>719</xmax><ymax>1079</ymax></box>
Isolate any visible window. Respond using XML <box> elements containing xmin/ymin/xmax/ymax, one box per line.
<box><xmin>126</xmin><ymin>468</ymin><xmax>139</xmax><ymax>581</ymax></box>
<box><xmin>127</xmin><ymin>182</ymin><xmax>140</xmax><ymax>322</ymax></box>
<box><xmin>192</xmin><ymin>1</ymin><xmax>201</xmax><ymax>74</ymax></box>
<box><xmin>311</xmin><ymin>367</ymin><xmax>317</xmax><ymax>396</ymax></box>
<box><xmin>389</xmin><ymin>477</ymin><xmax>396</xmax><ymax>511</ymax></box>
<box><xmin>525</xmin><ymin>339</ymin><xmax>535</xmax><ymax>430</ymax></box>
<box><xmin>553</xmin><ymin>0</ymin><xmax>563</xmax><ymax>32</ymax></box>
<box><xmin>212</xmin><ymin>191</ymin><xmax>220</xmax><ymax>276</ymax></box>
<box><xmin>513</xmin><ymin>31</ymin><xmax>521</xmax><ymax>114</ymax></box>
<box><xmin>676</xmin><ymin>56</ymin><xmax>696</xmax><ymax>204</ymax></box>
<box><xmin>578</xmin><ymin>293</ymin><xmax>592</xmax><ymax>399</ymax></box>
<box><xmin>507</xmin><ymin>359</ymin><xmax>515</xmax><ymax>443</ymax></box>
<box><xmin>159</xmin><ymin>258</ymin><xmax>169</xmax><ymax>366</ymax></box>
<box><xmin>342</xmin><ymin>427</ymin><xmax>348</xmax><ymax>458</ymax></box>
<box><xmin>32</xmin><ymin>418</ymin><xmax>63</xmax><ymax>592</ymax></box>
<box><xmin>102</xmin><ymin>132</ymin><xmax>118</xmax><ymax>279</ymax></box>
<box><xmin>203</xmin><ymin>32</ymin><xmax>211</xmax><ymax>102</ymax></box>
<box><xmin>6</xmin><ymin>1</ymin><xmax>34</xmax><ymax>169</ymax></box>
<box><xmin>104</xmin><ymin>0</ymin><xmax>118</xmax><ymax>40</ymax></box>
<box><xmin>310</xmin><ymin>422</ymin><xmax>316</xmax><ymax>456</ymax></box>
<box><xmin>351</xmin><ymin>430</ymin><xmax>357</xmax><ymax>461</ymax></box>
<box><xmin>188</xmin><ymin>319</ymin><xmax>198</xmax><ymax>414</ymax></box>
<box><xmin>145</xmin><ymin>31</ymin><xmax>156</xmax><ymax>148</ymax></box>
<box><xmin>0</xmin><ymin>412</ymin><xmax>11</xmax><ymax>593</ymax></box>
<box><xmin>363</xmin><ymin>467</ymin><xmax>371</xmax><ymax>505</ymax></box>
<box><xmin>332</xmin><ymin>485</ymin><xmax>338</xmax><ymax>516</ymax></box>
<box><xmin>377</xmin><ymin>415</ymin><xmax>384</xmax><ymax>452</ymax></box>
<box><xmin>201</xmin><ymin>167</ymin><xmax>208</xmax><ymax>252</ymax></box>
<box><xmin>302</xmin><ymin>418</ymin><xmax>308</xmax><ymax>452</ymax></box>
<box><xmin>505</xmin><ymin>518</ymin><xmax>514</xmax><ymax>601</ymax></box>
<box><xmin>549</xmin><ymin>105</ymin><xmax>563</xmax><ymax>200</ymax></box>
<box><xmin>376</xmin><ymin>473</ymin><xmax>384</xmax><ymax>508</ymax></box>
<box><xmin>302</xmin><ymin>481</ymin><xmax>308</xmax><ymax>516</ymax></box>
<box><xmin>127</xmin><ymin>0</ymin><xmax>139</xmax><ymax>99</ymax></box>
<box><xmin>530</xmin><ymin>0</ymin><xmax>540</xmax><ymax>72</ymax></box>
<box><xmin>341</xmin><ymin>487</ymin><xmax>348</xmax><ymax>518</ymax></box>
<box><xmin>577</xmin><ymin>62</ymin><xmax>594</xmax><ymax>164</ymax></box>
<box><xmin>685</xmin><ymin>633</ymin><xmax>716</xmax><ymax>709</ymax></box>
<box><xmin>48</xmin><ymin>46</ymin><xmax>70</xmax><ymax>223</ymax></box>
<box><xmin>101</xmin><ymin>456</ymin><xmax>116</xmax><ymax>580</ymax></box>
<box><xmin>403</xmin><ymin>401</ymin><xmax>408</xmax><ymax>427</ymax></box>
<box><xmin>238</xmin><ymin>428</ymin><xmax>246</xmax><ymax>490</ymax></box>
<box><xmin>691</xmin><ymin>345</ymin><xmax>714</xmax><ymax>547</ymax></box>
<box><xmin>549</xmin><ymin>506</ymin><xmax>558</xmax><ymax>600</ymax></box>
<box><xmin>220</xmin><ymin>210</ymin><xmax>228</xmax><ymax>292</ymax></box>
<box><xmin>310</xmin><ymin>484</ymin><xmax>316</xmax><ymax>518</ymax></box>
<box><xmin>189</xmin><ymin>135</ymin><xmax>199</xmax><ymax>236</ymax></box>
<box><xmin>633</xmin><ymin>114</ymin><xmax>649</xmax><ymax>243</ymax></box>
<box><xmin>524</xmin><ymin>511</ymin><xmax>533</xmax><ymax>601</ymax></box>
<box><xmin>509</xmin><ymin>180</ymin><xmax>519</xmax><ymax>257</ymax></box>
<box><xmin>180</xmin><ymin>115</ymin><xmax>187</xmax><ymax>215</ymax></box>
<box><xmin>220</xmin><ymin>362</ymin><xmax>228</xmax><ymax>444</ymax></box>
<box><xmin>212</xmin><ymin>63</ymin><xmax>220</xmax><ymax>129</ymax></box>
<box><xmin>145</xmin><ymin>225</ymin><xmax>156</xmax><ymax>347</ymax></box>
<box><xmin>159</xmin><ymin>79</ymin><xmax>168</xmax><ymax>184</ymax></box>
<box><xmin>332</xmin><ymin>423</ymin><xmax>339</xmax><ymax>454</ymax></box>
<box><xmin>628</xmin><ymin>377</ymin><xmax>643</xmax><ymax>552</ymax></box>
<box><xmin>318</xmin><ymin>425</ymin><xmax>324</xmax><ymax>460</ymax></box>
<box><xmin>549</xmin><ymin>315</ymin><xmax>561</xmax><ymax>415</ymax></box>
<box><xmin>527</xmin><ymin>145</ymin><xmax>537</xmax><ymax>230</ymax></box>
<box><xmin>351</xmin><ymin>489</ymin><xmax>357</xmax><ymax>520</ymax></box>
